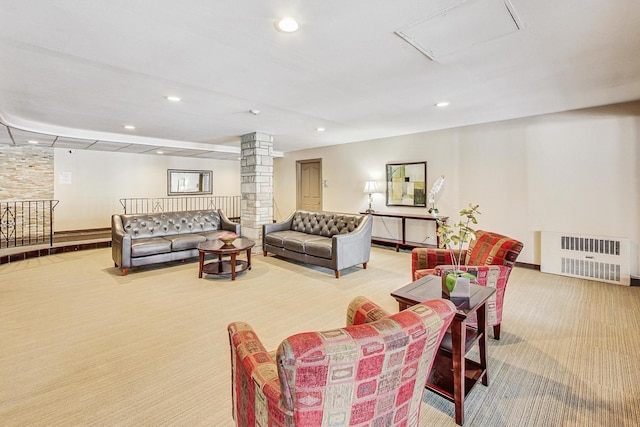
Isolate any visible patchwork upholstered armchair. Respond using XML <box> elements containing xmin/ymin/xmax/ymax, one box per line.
<box><xmin>411</xmin><ymin>229</ymin><xmax>523</xmax><ymax>339</ymax></box>
<box><xmin>228</xmin><ymin>296</ymin><xmax>455</xmax><ymax>426</ymax></box>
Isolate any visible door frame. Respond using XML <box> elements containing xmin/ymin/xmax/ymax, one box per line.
<box><xmin>296</xmin><ymin>158</ymin><xmax>323</xmax><ymax>210</ymax></box>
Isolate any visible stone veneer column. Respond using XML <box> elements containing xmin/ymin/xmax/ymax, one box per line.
<box><xmin>240</xmin><ymin>132</ymin><xmax>273</xmax><ymax>247</ymax></box>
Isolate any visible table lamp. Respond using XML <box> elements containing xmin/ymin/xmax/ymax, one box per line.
<box><xmin>363</xmin><ymin>180</ymin><xmax>378</xmax><ymax>213</ymax></box>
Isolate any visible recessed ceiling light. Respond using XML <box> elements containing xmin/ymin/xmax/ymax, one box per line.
<box><xmin>156</xmin><ymin>151</ymin><xmax>164</xmax><ymax>154</ymax></box>
<box><xmin>275</xmin><ymin>17</ymin><xmax>299</xmax><ymax>33</ymax></box>
<box><xmin>249</xmin><ymin>109</ymin><xmax>261</xmax><ymax>115</ymax></box>
<box><xmin>316</xmin><ymin>127</ymin><xmax>326</xmax><ymax>132</ymax></box>
<box><xmin>123</xmin><ymin>125</ymin><xmax>135</xmax><ymax>130</ymax></box>
<box><xmin>435</xmin><ymin>101</ymin><xmax>450</xmax><ymax>107</ymax></box>
<box><xmin>27</xmin><ymin>140</ymin><xmax>39</xmax><ymax>144</ymax></box>
<box><xmin>165</xmin><ymin>96</ymin><xmax>181</xmax><ymax>102</ymax></box>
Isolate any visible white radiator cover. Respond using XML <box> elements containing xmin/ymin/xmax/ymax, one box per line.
<box><xmin>541</xmin><ymin>231</ymin><xmax>630</xmax><ymax>286</ymax></box>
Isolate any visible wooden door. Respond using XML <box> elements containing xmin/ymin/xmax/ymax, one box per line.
<box><xmin>297</xmin><ymin>159</ymin><xmax>322</xmax><ymax>211</ymax></box>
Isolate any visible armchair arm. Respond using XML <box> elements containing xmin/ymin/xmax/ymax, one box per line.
<box><xmin>411</xmin><ymin>247</ymin><xmax>467</xmax><ymax>280</ymax></box>
<box><xmin>333</xmin><ymin>215</ymin><xmax>373</xmax><ymax>271</ymax></box>
<box><xmin>218</xmin><ymin>209</ymin><xmax>240</xmax><ymax>234</ymax></box>
<box><xmin>346</xmin><ymin>296</ymin><xmax>391</xmax><ymax>326</ymax></box>
<box><xmin>433</xmin><ymin>264</ymin><xmax>510</xmax><ymax>288</ymax></box>
<box><xmin>434</xmin><ymin>264</ymin><xmax>512</xmax><ymax>328</ymax></box>
<box><xmin>228</xmin><ymin>322</ymin><xmax>286</xmax><ymax>426</ymax></box>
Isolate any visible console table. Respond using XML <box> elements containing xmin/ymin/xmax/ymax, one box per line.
<box><xmin>362</xmin><ymin>211</ymin><xmax>448</xmax><ymax>251</ymax></box>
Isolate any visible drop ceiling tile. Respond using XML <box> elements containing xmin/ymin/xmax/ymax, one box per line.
<box><xmin>54</xmin><ymin>138</ymin><xmax>97</xmax><ymax>149</ymax></box>
<box><xmin>85</xmin><ymin>141</ymin><xmax>130</xmax><ymax>151</ymax></box>
<box><xmin>9</xmin><ymin>129</ymin><xmax>57</xmax><ymax>146</ymax></box>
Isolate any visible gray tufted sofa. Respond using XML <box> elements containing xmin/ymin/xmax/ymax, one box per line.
<box><xmin>262</xmin><ymin>210</ymin><xmax>372</xmax><ymax>278</ymax></box>
<box><xmin>112</xmin><ymin>210</ymin><xmax>240</xmax><ymax>275</ymax></box>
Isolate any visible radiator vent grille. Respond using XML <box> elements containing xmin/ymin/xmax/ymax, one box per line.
<box><xmin>541</xmin><ymin>231</ymin><xmax>630</xmax><ymax>286</ymax></box>
<box><xmin>561</xmin><ymin>236</ymin><xmax>620</xmax><ymax>255</ymax></box>
<box><xmin>561</xmin><ymin>258</ymin><xmax>621</xmax><ymax>282</ymax></box>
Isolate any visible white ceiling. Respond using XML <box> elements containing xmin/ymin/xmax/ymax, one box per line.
<box><xmin>1</xmin><ymin>0</ymin><xmax>639</xmax><ymax>160</ymax></box>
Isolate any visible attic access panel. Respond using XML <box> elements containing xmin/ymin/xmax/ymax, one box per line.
<box><xmin>395</xmin><ymin>0</ymin><xmax>523</xmax><ymax>61</ymax></box>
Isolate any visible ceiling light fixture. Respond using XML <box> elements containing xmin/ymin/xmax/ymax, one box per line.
<box><xmin>275</xmin><ymin>16</ymin><xmax>299</xmax><ymax>33</ymax></box>
<box><xmin>156</xmin><ymin>151</ymin><xmax>164</xmax><ymax>154</ymax></box>
<box><xmin>316</xmin><ymin>127</ymin><xmax>326</xmax><ymax>132</ymax></box>
<box><xmin>249</xmin><ymin>109</ymin><xmax>260</xmax><ymax>115</ymax></box>
<box><xmin>123</xmin><ymin>125</ymin><xmax>135</xmax><ymax>130</ymax></box>
<box><xmin>435</xmin><ymin>101</ymin><xmax>450</xmax><ymax>107</ymax></box>
<box><xmin>27</xmin><ymin>140</ymin><xmax>39</xmax><ymax>144</ymax></box>
<box><xmin>165</xmin><ymin>96</ymin><xmax>181</xmax><ymax>102</ymax></box>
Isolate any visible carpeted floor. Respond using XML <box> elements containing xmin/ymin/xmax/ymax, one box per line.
<box><xmin>0</xmin><ymin>246</ymin><xmax>639</xmax><ymax>426</ymax></box>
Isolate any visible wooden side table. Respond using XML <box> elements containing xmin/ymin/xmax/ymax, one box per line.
<box><xmin>197</xmin><ymin>238</ymin><xmax>255</xmax><ymax>281</ymax></box>
<box><xmin>391</xmin><ymin>275</ymin><xmax>495</xmax><ymax>425</ymax></box>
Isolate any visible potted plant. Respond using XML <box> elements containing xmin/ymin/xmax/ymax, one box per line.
<box><xmin>436</xmin><ymin>203</ymin><xmax>481</xmax><ymax>297</ymax></box>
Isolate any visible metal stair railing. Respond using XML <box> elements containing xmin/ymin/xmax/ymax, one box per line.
<box><xmin>0</xmin><ymin>199</ymin><xmax>59</xmax><ymax>249</ymax></box>
<box><xmin>119</xmin><ymin>196</ymin><xmax>241</xmax><ymax>220</ymax></box>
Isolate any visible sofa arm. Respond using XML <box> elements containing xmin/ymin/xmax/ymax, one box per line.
<box><xmin>111</xmin><ymin>214</ymin><xmax>132</xmax><ymax>269</ymax></box>
<box><xmin>346</xmin><ymin>296</ymin><xmax>392</xmax><ymax>326</ymax></box>
<box><xmin>218</xmin><ymin>210</ymin><xmax>240</xmax><ymax>234</ymax></box>
<box><xmin>262</xmin><ymin>211</ymin><xmax>295</xmax><ymax>251</ymax></box>
<box><xmin>263</xmin><ymin>211</ymin><xmax>294</xmax><ymax>235</ymax></box>
<box><xmin>333</xmin><ymin>215</ymin><xmax>373</xmax><ymax>271</ymax></box>
<box><xmin>228</xmin><ymin>322</ymin><xmax>287</xmax><ymax>426</ymax></box>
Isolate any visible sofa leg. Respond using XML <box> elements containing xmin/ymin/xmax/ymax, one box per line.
<box><xmin>363</xmin><ymin>262</ymin><xmax>367</xmax><ymax>269</ymax></box>
<box><xmin>263</xmin><ymin>251</ymin><xmax>267</xmax><ymax>256</ymax></box>
<box><xmin>493</xmin><ymin>324</ymin><xmax>501</xmax><ymax>340</ymax></box>
<box><xmin>335</xmin><ymin>270</ymin><xmax>340</xmax><ymax>279</ymax></box>
<box><xmin>122</xmin><ymin>268</ymin><xmax>128</xmax><ymax>276</ymax></box>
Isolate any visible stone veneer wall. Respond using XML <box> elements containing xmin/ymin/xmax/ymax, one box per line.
<box><xmin>240</xmin><ymin>132</ymin><xmax>273</xmax><ymax>243</ymax></box>
<box><xmin>0</xmin><ymin>145</ymin><xmax>55</xmax><ymax>247</ymax></box>
<box><xmin>0</xmin><ymin>145</ymin><xmax>54</xmax><ymax>200</ymax></box>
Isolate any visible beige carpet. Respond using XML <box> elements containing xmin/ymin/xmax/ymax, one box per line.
<box><xmin>0</xmin><ymin>246</ymin><xmax>639</xmax><ymax>426</ymax></box>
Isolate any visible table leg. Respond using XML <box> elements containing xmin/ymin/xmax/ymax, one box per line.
<box><xmin>198</xmin><ymin>251</ymin><xmax>204</xmax><ymax>278</ymax></box>
<box><xmin>452</xmin><ymin>317</ymin><xmax>466</xmax><ymax>426</ymax></box>
<box><xmin>478</xmin><ymin>302</ymin><xmax>489</xmax><ymax>386</ymax></box>
<box><xmin>230</xmin><ymin>252</ymin><xmax>237</xmax><ymax>280</ymax></box>
<box><xmin>247</xmin><ymin>248</ymin><xmax>252</xmax><ymax>270</ymax></box>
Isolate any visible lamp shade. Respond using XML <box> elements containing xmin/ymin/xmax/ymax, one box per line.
<box><xmin>363</xmin><ymin>180</ymin><xmax>378</xmax><ymax>193</ymax></box>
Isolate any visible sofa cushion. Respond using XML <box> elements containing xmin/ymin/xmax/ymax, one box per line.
<box><xmin>283</xmin><ymin>233</ymin><xmax>330</xmax><ymax>254</ymax></box>
<box><xmin>120</xmin><ymin>210</ymin><xmax>223</xmax><ymax>238</ymax></box>
<box><xmin>291</xmin><ymin>211</ymin><xmax>364</xmax><ymax>237</ymax></box>
<box><xmin>264</xmin><ymin>230</ymin><xmax>302</xmax><ymax>248</ymax></box>
<box><xmin>164</xmin><ymin>234</ymin><xmax>206</xmax><ymax>251</ymax></box>
<box><xmin>304</xmin><ymin>237</ymin><xmax>332</xmax><ymax>259</ymax></box>
<box><xmin>131</xmin><ymin>237</ymin><xmax>172</xmax><ymax>257</ymax></box>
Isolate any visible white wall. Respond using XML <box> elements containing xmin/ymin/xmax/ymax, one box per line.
<box><xmin>273</xmin><ymin>102</ymin><xmax>640</xmax><ymax>273</ymax></box>
<box><xmin>54</xmin><ymin>149</ymin><xmax>240</xmax><ymax>230</ymax></box>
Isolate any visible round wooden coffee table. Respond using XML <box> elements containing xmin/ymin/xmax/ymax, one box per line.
<box><xmin>197</xmin><ymin>238</ymin><xmax>255</xmax><ymax>281</ymax></box>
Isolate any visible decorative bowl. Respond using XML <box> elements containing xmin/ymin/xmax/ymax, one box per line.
<box><xmin>219</xmin><ymin>233</ymin><xmax>238</xmax><ymax>245</ymax></box>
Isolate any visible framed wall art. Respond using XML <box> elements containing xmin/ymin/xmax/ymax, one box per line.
<box><xmin>386</xmin><ymin>161</ymin><xmax>426</xmax><ymax>207</ymax></box>
<box><xmin>167</xmin><ymin>169</ymin><xmax>212</xmax><ymax>196</ymax></box>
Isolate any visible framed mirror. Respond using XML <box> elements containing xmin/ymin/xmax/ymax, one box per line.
<box><xmin>386</xmin><ymin>162</ymin><xmax>427</xmax><ymax>207</ymax></box>
<box><xmin>167</xmin><ymin>169</ymin><xmax>212</xmax><ymax>196</ymax></box>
